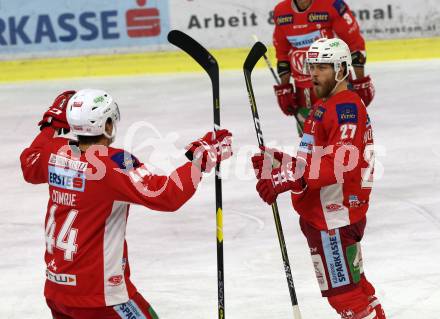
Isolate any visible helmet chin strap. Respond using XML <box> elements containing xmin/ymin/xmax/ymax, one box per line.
<box><xmin>329</xmin><ymin>63</ymin><xmax>349</xmax><ymax>96</ymax></box>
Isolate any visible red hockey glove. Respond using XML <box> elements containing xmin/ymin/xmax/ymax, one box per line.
<box><xmin>251</xmin><ymin>146</ymin><xmax>306</xmax><ymax>205</ymax></box>
<box><xmin>38</xmin><ymin>90</ymin><xmax>76</xmax><ymax>132</ymax></box>
<box><xmin>350</xmin><ymin>75</ymin><xmax>375</xmax><ymax>107</ymax></box>
<box><xmin>274</xmin><ymin>83</ymin><xmax>298</xmax><ymax>116</ymax></box>
<box><xmin>186</xmin><ymin>129</ymin><xmax>233</xmax><ymax>173</ymax></box>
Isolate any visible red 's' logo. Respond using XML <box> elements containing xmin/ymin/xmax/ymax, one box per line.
<box><xmin>72</xmin><ymin>177</ymin><xmax>83</xmax><ymax>189</ymax></box>
<box><xmin>126</xmin><ymin>0</ymin><xmax>161</xmax><ymax>38</ymax></box>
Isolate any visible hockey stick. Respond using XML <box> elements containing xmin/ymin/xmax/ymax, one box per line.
<box><xmin>243</xmin><ymin>41</ymin><xmax>302</xmax><ymax>319</ymax></box>
<box><xmin>251</xmin><ymin>35</ymin><xmax>304</xmax><ymax>136</ymax></box>
<box><xmin>252</xmin><ymin>35</ymin><xmax>280</xmax><ymax>85</ymax></box>
<box><xmin>167</xmin><ymin>30</ymin><xmax>225</xmax><ymax>319</ymax></box>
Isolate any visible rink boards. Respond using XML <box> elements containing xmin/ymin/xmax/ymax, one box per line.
<box><xmin>1</xmin><ymin>37</ymin><xmax>440</xmax><ymax>83</ymax></box>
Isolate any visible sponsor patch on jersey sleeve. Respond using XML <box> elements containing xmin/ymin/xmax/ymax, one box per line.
<box><xmin>314</xmin><ymin>107</ymin><xmax>326</xmax><ymax>121</ymax></box>
<box><xmin>111</xmin><ymin>151</ymin><xmax>141</xmax><ymax>171</ymax></box>
<box><xmin>336</xmin><ymin>103</ymin><xmax>358</xmax><ymax>124</ymax></box>
<box><xmin>333</xmin><ymin>0</ymin><xmax>348</xmax><ymax>16</ymax></box>
<box><xmin>298</xmin><ymin>133</ymin><xmax>315</xmax><ymax>154</ymax></box>
<box><xmin>276</xmin><ymin>14</ymin><xmax>293</xmax><ymax>25</ymax></box>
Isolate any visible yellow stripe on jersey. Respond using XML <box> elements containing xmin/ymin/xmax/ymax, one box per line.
<box><xmin>1</xmin><ymin>37</ymin><xmax>439</xmax><ymax>83</ymax></box>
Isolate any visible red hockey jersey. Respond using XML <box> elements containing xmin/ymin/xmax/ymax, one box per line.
<box><xmin>292</xmin><ymin>90</ymin><xmax>374</xmax><ymax>230</ymax></box>
<box><xmin>273</xmin><ymin>0</ymin><xmax>365</xmax><ymax>84</ymax></box>
<box><xmin>20</xmin><ymin>128</ymin><xmax>202</xmax><ymax>307</ymax></box>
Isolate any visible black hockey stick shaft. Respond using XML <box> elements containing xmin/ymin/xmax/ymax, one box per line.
<box><xmin>243</xmin><ymin>41</ymin><xmax>302</xmax><ymax>319</ymax></box>
<box><xmin>252</xmin><ymin>35</ymin><xmax>304</xmax><ymax>136</ymax></box>
<box><xmin>168</xmin><ymin>30</ymin><xmax>225</xmax><ymax>319</ymax></box>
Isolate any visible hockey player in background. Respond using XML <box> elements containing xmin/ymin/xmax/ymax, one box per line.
<box><xmin>20</xmin><ymin>89</ymin><xmax>233</xmax><ymax>319</ymax></box>
<box><xmin>272</xmin><ymin>0</ymin><xmax>375</xmax><ymax>134</ymax></box>
<box><xmin>252</xmin><ymin>38</ymin><xmax>385</xmax><ymax>318</ymax></box>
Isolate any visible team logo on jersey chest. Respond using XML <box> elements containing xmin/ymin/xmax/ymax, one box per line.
<box><xmin>308</xmin><ymin>12</ymin><xmax>330</xmax><ymax>23</ymax></box>
<box><xmin>276</xmin><ymin>14</ymin><xmax>293</xmax><ymax>25</ymax></box>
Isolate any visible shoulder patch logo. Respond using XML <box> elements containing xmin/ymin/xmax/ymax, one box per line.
<box><xmin>111</xmin><ymin>152</ymin><xmax>140</xmax><ymax>171</ymax></box>
<box><xmin>314</xmin><ymin>106</ymin><xmax>326</xmax><ymax>121</ymax></box>
<box><xmin>336</xmin><ymin>103</ymin><xmax>358</xmax><ymax>124</ymax></box>
<box><xmin>276</xmin><ymin>14</ymin><xmax>294</xmax><ymax>25</ymax></box>
<box><xmin>333</xmin><ymin>0</ymin><xmax>348</xmax><ymax>16</ymax></box>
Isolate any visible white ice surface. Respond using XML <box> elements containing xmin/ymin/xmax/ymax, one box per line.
<box><xmin>1</xmin><ymin>60</ymin><xmax>440</xmax><ymax>318</ymax></box>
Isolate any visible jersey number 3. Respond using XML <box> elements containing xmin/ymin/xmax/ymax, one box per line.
<box><xmin>45</xmin><ymin>204</ymin><xmax>79</xmax><ymax>261</ymax></box>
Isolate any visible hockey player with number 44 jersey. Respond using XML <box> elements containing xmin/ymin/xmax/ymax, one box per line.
<box><xmin>252</xmin><ymin>39</ymin><xmax>385</xmax><ymax>319</ymax></box>
<box><xmin>272</xmin><ymin>0</ymin><xmax>375</xmax><ymax>132</ymax></box>
<box><xmin>20</xmin><ymin>89</ymin><xmax>233</xmax><ymax>319</ymax></box>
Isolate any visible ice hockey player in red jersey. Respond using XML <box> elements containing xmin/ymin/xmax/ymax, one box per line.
<box><xmin>252</xmin><ymin>38</ymin><xmax>385</xmax><ymax>318</ymax></box>
<box><xmin>272</xmin><ymin>0</ymin><xmax>375</xmax><ymax>133</ymax></box>
<box><xmin>20</xmin><ymin>89</ymin><xmax>233</xmax><ymax>319</ymax></box>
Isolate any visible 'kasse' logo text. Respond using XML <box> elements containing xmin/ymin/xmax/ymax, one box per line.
<box><xmin>329</xmin><ymin>235</ymin><xmax>347</xmax><ymax>283</ymax></box>
<box><xmin>321</xmin><ymin>230</ymin><xmax>350</xmax><ymax>288</ymax></box>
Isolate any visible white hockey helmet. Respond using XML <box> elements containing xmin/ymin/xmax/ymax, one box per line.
<box><xmin>66</xmin><ymin>89</ymin><xmax>120</xmax><ymax>139</ymax></box>
<box><xmin>306</xmin><ymin>38</ymin><xmax>354</xmax><ymax>82</ymax></box>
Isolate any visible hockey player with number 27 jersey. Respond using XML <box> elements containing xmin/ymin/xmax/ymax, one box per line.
<box><xmin>252</xmin><ymin>38</ymin><xmax>385</xmax><ymax>319</ymax></box>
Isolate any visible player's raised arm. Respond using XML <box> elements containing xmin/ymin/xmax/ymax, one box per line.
<box><xmin>106</xmin><ymin>130</ymin><xmax>232</xmax><ymax>212</ymax></box>
<box><xmin>20</xmin><ymin>90</ymin><xmax>76</xmax><ymax>184</ymax></box>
